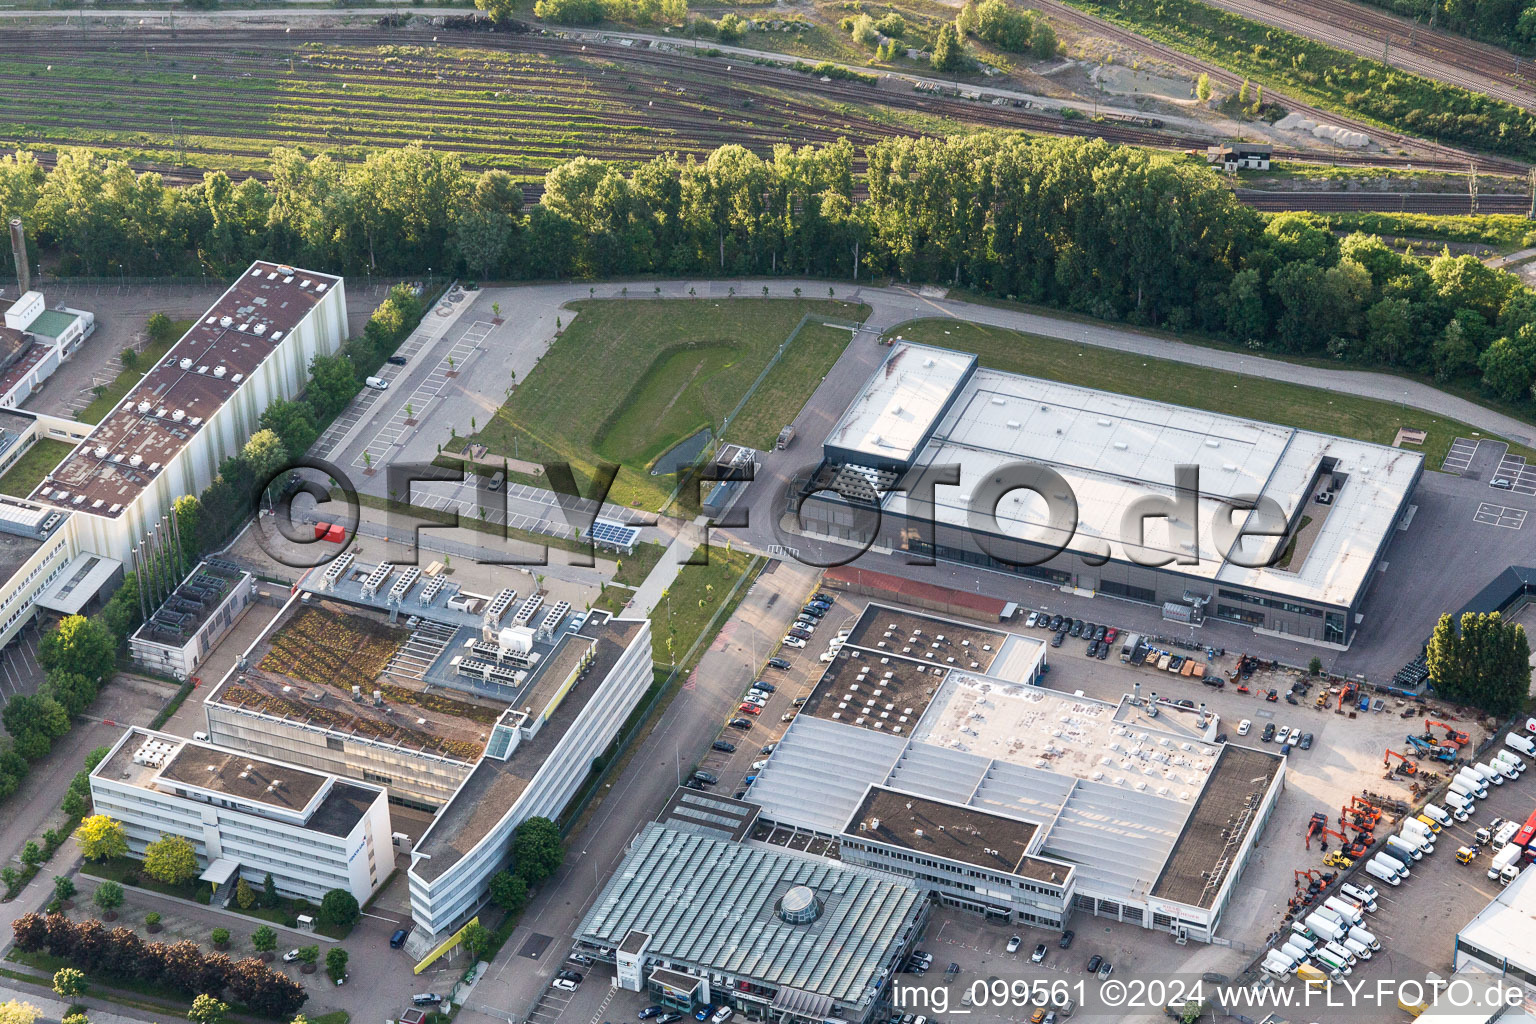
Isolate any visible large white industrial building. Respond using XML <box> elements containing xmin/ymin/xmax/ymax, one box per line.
<box><xmin>747</xmin><ymin>603</ymin><xmax>1285</xmax><ymax>942</ymax></box>
<box><xmin>796</xmin><ymin>341</ymin><xmax>1422</xmax><ymax>647</ymax></box>
<box><xmin>89</xmin><ymin>726</ymin><xmax>393</xmax><ymax>904</ymax></box>
<box><xmin>0</xmin><ymin>260</ymin><xmax>346</xmax><ymax>649</ymax></box>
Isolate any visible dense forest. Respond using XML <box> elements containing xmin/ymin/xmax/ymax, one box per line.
<box><xmin>2</xmin><ymin>136</ymin><xmax>1536</xmax><ymax>410</ymax></box>
<box><xmin>1360</xmin><ymin>0</ymin><xmax>1536</xmax><ymax>53</ymax></box>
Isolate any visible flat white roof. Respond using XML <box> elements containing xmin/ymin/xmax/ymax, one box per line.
<box><xmin>1458</xmin><ymin>866</ymin><xmax>1536</xmax><ymax>976</ymax></box>
<box><xmin>824</xmin><ymin>342</ymin><xmax>974</xmax><ymax>464</ymax></box>
<box><xmin>882</xmin><ymin>364</ymin><xmax>1421</xmax><ymax>607</ymax></box>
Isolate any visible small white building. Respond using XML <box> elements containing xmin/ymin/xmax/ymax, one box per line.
<box><xmin>90</xmin><ymin>727</ymin><xmax>393</xmax><ymax>905</ymax></box>
<box><xmin>128</xmin><ymin>561</ymin><xmax>256</xmax><ymax>679</ymax></box>
<box><xmin>1456</xmin><ymin>862</ymin><xmax>1536</xmax><ymax>990</ymax></box>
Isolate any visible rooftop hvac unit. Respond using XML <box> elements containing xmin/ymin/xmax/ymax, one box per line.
<box><xmin>171</xmin><ymin>410</ymin><xmax>185</xmax><ymax>422</ymax></box>
<box><xmin>219</xmin><ymin>316</ymin><xmax>233</xmax><ymax>327</ymax></box>
<box><xmin>213</xmin><ymin>366</ymin><xmax>227</xmax><ymax>378</ymax></box>
<box><xmin>93</xmin><ymin>445</ymin><xmax>108</xmax><ymax>459</ymax></box>
<box><xmin>179</xmin><ymin>358</ymin><xmax>193</xmax><ymax>370</ymax></box>
<box><xmin>128</xmin><ymin>454</ymin><xmax>142</xmax><ymax>467</ymax></box>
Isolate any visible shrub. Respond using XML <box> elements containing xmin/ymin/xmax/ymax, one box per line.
<box><xmin>93</xmin><ymin>880</ymin><xmax>125</xmax><ymax>915</ymax></box>
<box><xmin>143</xmin><ymin>835</ymin><xmax>198</xmax><ymax>886</ymax></box>
<box><xmin>251</xmin><ymin>926</ymin><xmax>277</xmax><ymax>955</ymax></box>
<box><xmin>716</xmin><ymin>12</ymin><xmax>745</xmax><ymax>41</ymax></box>
<box><xmin>318</xmin><ymin>889</ymin><xmax>359</xmax><ymax>929</ymax></box>
<box><xmin>211</xmin><ymin>928</ymin><xmax>230</xmax><ymax>947</ymax></box>
<box><xmin>52</xmin><ymin>968</ymin><xmax>87</xmax><ymax>999</ymax></box>
<box><xmin>324</xmin><ymin>947</ymin><xmax>348</xmax><ymax>981</ymax></box>
<box><xmin>145</xmin><ymin>912</ymin><xmax>162</xmax><ymax>929</ymax></box>
<box><xmin>52</xmin><ymin>876</ymin><xmax>76</xmax><ymax>903</ymax></box>
<box><xmin>849</xmin><ymin>13</ymin><xmax>878</xmax><ymax>46</ymax></box>
<box><xmin>235</xmin><ymin>879</ymin><xmax>255</xmax><ymax>910</ymax></box>
<box><xmin>873</xmin><ymin>11</ymin><xmax>904</xmax><ymax>35</ymax></box>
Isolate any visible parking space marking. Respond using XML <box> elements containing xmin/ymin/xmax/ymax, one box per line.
<box><xmin>1442</xmin><ymin>437</ymin><xmax>1479</xmax><ymax>475</ymax></box>
<box><xmin>350</xmin><ymin>321</ymin><xmax>493</xmax><ymax>469</ymax></box>
<box><xmin>1493</xmin><ymin>452</ymin><xmax>1536</xmax><ymax>495</ymax></box>
<box><xmin>1473</xmin><ymin>502</ymin><xmax>1527</xmax><ymax>529</ymax></box>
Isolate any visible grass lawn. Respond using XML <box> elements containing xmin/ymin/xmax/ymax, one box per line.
<box><xmin>0</xmin><ymin>437</ymin><xmax>76</xmax><ymax>498</ymax></box>
<box><xmin>78</xmin><ymin>319</ymin><xmax>191</xmax><ymax>424</ymax></box>
<box><xmin>649</xmin><ymin>548</ymin><xmax>757</xmax><ymax>667</ymax></box>
<box><xmin>81</xmin><ymin>856</ymin><xmax>211</xmax><ymax>904</ymax></box>
<box><xmin>470</xmin><ymin>298</ymin><xmax>869</xmax><ymax>510</ymax></box>
<box><xmin>723</xmin><ymin>322</ymin><xmax>858</xmax><ymax>451</ymax></box>
<box><xmin>892</xmin><ymin>319</ymin><xmax>1530</xmax><ymax>470</ymax></box>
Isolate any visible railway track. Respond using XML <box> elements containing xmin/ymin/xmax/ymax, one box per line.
<box><xmin>1235</xmin><ymin>189</ymin><xmax>1533</xmax><ymax>214</ymax></box>
<box><xmin>1196</xmin><ymin>0</ymin><xmax>1534</xmax><ymax>110</ymax></box>
<box><xmin>1017</xmin><ymin>0</ymin><xmax>1528</xmax><ymax>176</ymax></box>
<box><xmin>1</xmin><ymin>26</ymin><xmax>1521</xmax><ymax>184</ymax></box>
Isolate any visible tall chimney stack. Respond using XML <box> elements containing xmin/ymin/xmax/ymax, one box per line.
<box><xmin>8</xmin><ymin>219</ymin><xmax>28</xmax><ymax>297</ymax></box>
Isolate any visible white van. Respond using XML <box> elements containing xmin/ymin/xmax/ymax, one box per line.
<box><xmin>1449</xmin><ymin>778</ymin><xmax>1483</xmax><ymax>802</ymax></box>
<box><xmin>1341</xmin><ymin>934</ymin><xmax>1373</xmax><ymax>961</ymax></box>
<box><xmin>1509</xmin><ymin>731</ymin><xmax>1536</xmax><ymax>756</ymax></box>
<box><xmin>365</xmin><ymin>376</ymin><xmax>389</xmax><ymax>391</ymax></box>
<box><xmin>1385</xmin><ymin>835</ymin><xmax>1423</xmax><ymax>861</ymax></box>
<box><xmin>1313</xmin><ymin>947</ymin><xmax>1352</xmax><ymax>976</ymax></box>
<box><xmin>1444</xmin><ymin>791</ymin><xmax>1472</xmax><ymax>819</ymax></box>
<box><xmin>1365</xmin><ymin>859</ymin><xmax>1402</xmax><ymax>885</ymax></box>
<box><xmin>1373</xmin><ymin>850</ymin><xmax>1411</xmax><ymax>877</ymax></box>
<box><xmin>1495</xmin><ymin>750</ymin><xmax>1526</xmax><ymax>775</ymax></box>
<box><xmin>1323</xmin><ymin>940</ymin><xmax>1358</xmax><ymax>966</ymax></box>
<box><xmin>1340</xmin><ymin>882</ymin><xmax>1378</xmax><ymax>911</ymax></box>
<box><xmin>1472</xmin><ymin>762</ymin><xmax>1505</xmax><ymax>786</ymax></box>
<box><xmin>1422</xmin><ymin>803</ymin><xmax>1453</xmax><ymax>827</ymax></box>
<box><xmin>1348</xmin><ymin>925</ymin><xmax>1381</xmax><ymax>952</ymax></box>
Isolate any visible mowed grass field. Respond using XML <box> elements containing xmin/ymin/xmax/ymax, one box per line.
<box><xmin>472</xmin><ymin>297</ymin><xmax>868</xmax><ymax>509</ymax></box>
<box><xmin>893</xmin><ymin>320</ymin><xmax>1527</xmax><ymax>469</ymax></box>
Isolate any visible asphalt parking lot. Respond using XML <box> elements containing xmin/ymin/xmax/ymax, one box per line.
<box><xmin>1262</xmin><ymin>752</ymin><xmax>1535</xmax><ymax>1024</ymax></box>
<box><xmin>1026</xmin><ymin>609</ymin><xmax>1494</xmax><ymax>956</ymax></box>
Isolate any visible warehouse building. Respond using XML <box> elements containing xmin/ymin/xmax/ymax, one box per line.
<box><xmin>0</xmin><ymin>261</ymin><xmax>346</xmax><ymax>650</ymax></box>
<box><xmin>746</xmin><ymin>603</ymin><xmax>1285</xmax><ymax>942</ymax></box>
<box><xmin>89</xmin><ymin>727</ymin><xmax>392</xmax><ymax>904</ymax></box>
<box><xmin>575</xmin><ymin>821</ymin><xmax>928</xmax><ymax>1024</ymax></box>
<box><xmin>202</xmin><ymin>559</ymin><xmax>655</xmax><ymax>945</ymax></box>
<box><xmin>795</xmin><ymin>341</ymin><xmax>1422</xmax><ymax>647</ymax></box>
<box><xmin>1455</xmin><ymin>865</ymin><xmax>1536</xmax><ymax>990</ymax></box>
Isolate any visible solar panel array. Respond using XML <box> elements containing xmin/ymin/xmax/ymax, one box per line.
<box><xmin>587</xmin><ymin>518</ymin><xmax>640</xmax><ymax>549</ymax></box>
<box><xmin>360</xmin><ymin>561</ymin><xmax>395</xmax><ymax>599</ymax></box>
<box><xmin>389</xmin><ymin>566</ymin><xmax>422</xmax><ymax>604</ymax></box>
<box><xmin>512</xmin><ymin>592</ymin><xmax>544</xmax><ymax>627</ymax></box>
<box><xmin>321</xmin><ymin>551</ymin><xmax>355</xmax><ymax>590</ymax></box>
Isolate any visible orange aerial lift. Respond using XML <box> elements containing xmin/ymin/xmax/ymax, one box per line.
<box><xmin>1338</xmin><ymin>681</ymin><xmax>1358</xmax><ymax>710</ymax></box>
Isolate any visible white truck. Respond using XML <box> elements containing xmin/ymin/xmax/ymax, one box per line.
<box><xmin>1323</xmin><ymin>896</ymin><xmax>1365</xmax><ymax>926</ymax></box>
<box><xmin>1118</xmin><ymin>633</ymin><xmax>1142</xmax><ymax>662</ymax></box>
<box><xmin>1489</xmin><ymin>844</ymin><xmax>1523</xmax><ymax>884</ymax></box>
<box><xmin>1305</xmin><ymin>912</ymin><xmax>1347</xmax><ymax>943</ymax></box>
<box><xmin>1509</xmin><ymin>731</ymin><xmax>1536</xmax><ymax>756</ymax></box>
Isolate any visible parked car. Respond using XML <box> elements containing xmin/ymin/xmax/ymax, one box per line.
<box><xmin>1237</xmin><ymin>719</ymin><xmax>1251</xmax><ymax>736</ymax></box>
<box><xmin>1097</xmin><ymin>644</ymin><xmax>1109</xmax><ymax>660</ymax></box>
<box><xmin>752</xmin><ymin>759</ymin><xmax>770</xmax><ymax>770</ymax></box>
<box><xmin>1049</xmin><ymin>614</ymin><xmax>1064</xmax><ymax>631</ymax></box>
<box><xmin>569</xmin><ymin>953</ymin><xmax>595</xmax><ymax>966</ymax></box>
<box><xmin>788</xmin><ymin>628</ymin><xmax>813</xmax><ymax>640</ymax></box>
<box><xmin>552</xmin><ymin>979</ymin><xmax>578</xmax><ymax>992</ymax></box>
<box><xmin>753</xmin><ymin>682</ymin><xmax>776</xmax><ymax>693</ymax></box>
<box><xmin>781</xmin><ymin>636</ymin><xmax>805</xmax><ymax>648</ymax></box>
<box><xmin>1262</xmin><ymin>723</ymin><xmax>1276</xmax><ymax>742</ymax></box>
<box><xmin>558</xmin><ymin>970</ymin><xmax>583</xmax><ymax>983</ymax></box>
<box><xmin>655</xmin><ymin>1016</ymin><xmax>683</xmax><ymax>1024</ymax></box>
<box><xmin>801</xmin><ymin>605</ymin><xmax>825</xmax><ymax>618</ymax></box>
<box><xmin>780</xmin><ymin>712</ymin><xmax>797</xmax><ymax>723</ymax></box>
<box><xmin>712</xmin><ymin>740</ymin><xmax>736</xmax><ymax>753</ymax></box>
<box><xmin>1069</xmin><ymin>621</ymin><xmax>1084</xmax><ymax>638</ymax></box>
<box><xmin>282</xmin><ymin>950</ymin><xmax>302</xmax><ymax>963</ymax></box>
<box><xmin>390</xmin><ymin>929</ymin><xmax>409</xmax><ymax>949</ymax></box>
<box><xmin>694</xmin><ymin>1005</ymin><xmax>716</xmax><ymax>1021</ymax></box>
<box><xmin>1299</xmin><ymin>732</ymin><xmax>1314</xmax><ymax>750</ymax></box>
<box><xmin>1085</xmin><ymin>955</ymin><xmax>1102</xmax><ymax>974</ymax></box>
<box><xmin>1006</xmin><ymin>935</ymin><xmax>1022</xmax><ymax>953</ymax></box>
<box><xmin>792</xmin><ymin>697</ymin><xmax>808</xmax><ymax>707</ymax></box>
<box><xmin>728</xmin><ymin>718</ymin><xmax>752</xmax><ymax>730</ymax></box>
<box><xmin>767</xmin><ymin>657</ymin><xmax>790</xmax><ymax>670</ymax></box>
<box><xmin>1104</xmin><ymin>628</ymin><xmax>1118</xmax><ymax>644</ymax></box>
<box><xmin>742</xmin><ymin>694</ymin><xmax>767</xmax><ymax>706</ymax></box>
<box><xmin>386</xmin><ymin>354</ymin><xmax>408</xmax><ymax>365</ymax></box>
<box><xmin>1094</xmin><ymin>625</ymin><xmax>1107</xmax><ymax>641</ymax></box>
<box><xmin>1059</xmin><ymin>930</ymin><xmax>1074</xmax><ymax>949</ymax></box>
<box><xmin>1085</xmin><ymin>640</ymin><xmax>1099</xmax><ymax>657</ymax></box>
<box><xmin>712</xmin><ymin>1008</ymin><xmax>734</xmax><ymax>1024</ymax></box>
<box><xmin>638</xmin><ymin>1007</ymin><xmax>664</xmax><ymax>1019</ymax></box>
<box><xmin>1031</xmin><ymin>944</ymin><xmax>1047</xmax><ymax>964</ymax></box>
<box><xmin>760</xmin><ymin>744</ymin><xmax>776</xmax><ymax>754</ymax></box>
<box><xmin>1493</xmin><ymin>477</ymin><xmax>1514</xmax><ymax>489</ymax></box>
<box><xmin>413</xmin><ymin>994</ymin><xmax>444</xmax><ymax>1006</ymax></box>
<box><xmin>1026</xmin><ymin>612</ymin><xmax>1039</xmax><ymax>627</ymax></box>
<box><xmin>1274</xmin><ymin>726</ymin><xmax>1291</xmax><ymax>745</ymax></box>
<box><xmin>1097</xmin><ymin>961</ymin><xmax>1113</xmax><ymax>980</ymax></box>
<box><xmin>1051</xmin><ymin>632</ymin><xmax>1065</xmax><ymax>648</ymax></box>
<box><xmin>693</xmin><ymin>770</ymin><xmax>718</xmax><ymax>784</ymax></box>
<box><xmin>737</xmin><ymin>704</ymin><xmax>762</xmax><ymax>715</ymax></box>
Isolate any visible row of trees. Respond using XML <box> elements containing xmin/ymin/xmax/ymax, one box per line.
<box><xmin>5</xmin><ymin>137</ymin><xmax>1536</xmax><ymax>411</ymax></box>
<box><xmin>486</xmin><ymin>816</ymin><xmax>565</xmax><ymax>917</ymax></box>
<box><xmin>1425</xmin><ymin>610</ymin><xmax>1531</xmax><ymax>717</ymax></box>
<box><xmin>12</xmin><ymin>913</ymin><xmax>307</xmax><ymax>1019</ymax></box>
<box><xmin>1361</xmin><ymin>0</ymin><xmax>1536</xmax><ymax>52</ymax></box>
<box><xmin>0</xmin><ymin>615</ymin><xmax>117</xmax><ymax>797</ymax></box>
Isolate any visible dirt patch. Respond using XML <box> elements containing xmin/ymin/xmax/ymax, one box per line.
<box><xmin>1093</xmin><ymin>62</ymin><xmax>1194</xmax><ymax>103</ymax></box>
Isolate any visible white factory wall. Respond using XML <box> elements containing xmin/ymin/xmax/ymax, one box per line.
<box><xmin>408</xmin><ymin>620</ymin><xmax>654</xmax><ymax>939</ymax></box>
